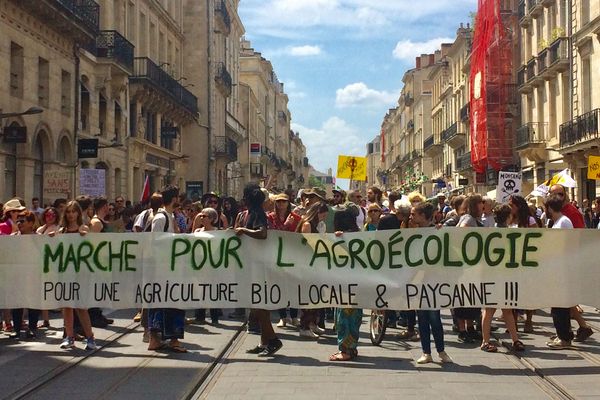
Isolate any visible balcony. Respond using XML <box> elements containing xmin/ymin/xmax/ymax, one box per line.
<box><xmin>519</xmin><ymin>0</ymin><xmax>531</xmax><ymax>27</ymax></box>
<box><xmin>546</xmin><ymin>37</ymin><xmax>569</xmax><ymax>77</ymax></box>
<box><xmin>85</xmin><ymin>30</ymin><xmax>134</xmax><ymax>73</ymax></box>
<box><xmin>527</xmin><ymin>57</ymin><xmax>544</xmax><ymax>87</ymax></box>
<box><xmin>215</xmin><ymin>62</ymin><xmax>232</xmax><ymax>97</ymax></box>
<box><xmin>410</xmin><ymin>149</ymin><xmax>422</xmax><ymax>161</ymax></box>
<box><xmin>404</xmin><ymin>92</ymin><xmax>414</xmax><ymax>106</ymax></box>
<box><xmin>516</xmin><ymin>122</ymin><xmax>547</xmax><ymax>150</ymax></box>
<box><xmin>215</xmin><ymin>0</ymin><xmax>231</xmax><ymax>35</ymax></box>
<box><xmin>537</xmin><ymin>48</ymin><xmax>552</xmax><ymax>79</ymax></box>
<box><xmin>423</xmin><ymin>135</ymin><xmax>443</xmax><ymax>157</ymax></box>
<box><xmin>460</xmin><ymin>103</ymin><xmax>470</xmax><ymax>122</ymax></box>
<box><xmin>130</xmin><ymin>57</ymin><xmax>198</xmax><ymax>115</ymax></box>
<box><xmin>528</xmin><ymin>0</ymin><xmax>543</xmax><ymax>17</ymax></box>
<box><xmin>213</xmin><ymin>136</ymin><xmax>238</xmax><ymax>161</ymax></box>
<box><xmin>401</xmin><ymin>153</ymin><xmax>411</xmax><ymax>164</ymax></box>
<box><xmin>559</xmin><ymin>108</ymin><xmax>600</xmax><ymax>150</ymax></box>
<box><xmin>442</xmin><ymin>123</ymin><xmax>465</xmax><ymax>149</ymax></box>
<box><xmin>15</xmin><ymin>0</ymin><xmax>99</xmax><ymax>41</ymax></box>
<box><xmin>518</xmin><ymin>65</ymin><xmax>532</xmax><ymax>94</ymax></box>
<box><xmin>456</xmin><ymin>152</ymin><xmax>472</xmax><ymax>172</ymax></box>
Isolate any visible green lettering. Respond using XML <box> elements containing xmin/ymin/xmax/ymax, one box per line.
<box><xmin>483</xmin><ymin>232</ymin><xmax>504</xmax><ymax>266</ymax></box>
<box><xmin>309</xmin><ymin>239</ymin><xmax>331</xmax><ymax>269</ymax></box>
<box><xmin>77</xmin><ymin>241</ymin><xmax>95</xmax><ymax>272</ymax></box>
<box><xmin>93</xmin><ymin>241</ymin><xmax>110</xmax><ymax>272</ymax></box>
<box><xmin>225</xmin><ymin>236</ymin><xmax>243</xmax><ymax>268</ymax></box>
<box><xmin>171</xmin><ymin>238</ymin><xmax>191</xmax><ymax>271</ymax></box>
<box><xmin>331</xmin><ymin>240</ymin><xmax>349</xmax><ymax>267</ymax></box>
<box><xmin>192</xmin><ymin>240</ymin><xmax>208</xmax><ymax>270</ymax></box>
<box><xmin>43</xmin><ymin>243</ymin><xmax>63</xmax><ymax>273</ymax></box>
<box><xmin>123</xmin><ymin>240</ymin><xmax>138</xmax><ymax>271</ymax></box>
<box><xmin>505</xmin><ymin>232</ymin><xmax>521</xmax><ymax>268</ymax></box>
<box><xmin>443</xmin><ymin>233</ymin><xmax>463</xmax><ymax>267</ymax></box>
<box><xmin>387</xmin><ymin>231</ymin><xmax>404</xmax><ymax>269</ymax></box>
<box><xmin>423</xmin><ymin>235</ymin><xmax>442</xmax><ymax>265</ymax></box>
<box><xmin>521</xmin><ymin>232</ymin><xmax>541</xmax><ymax>267</ymax></box>
<box><xmin>276</xmin><ymin>236</ymin><xmax>294</xmax><ymax>267</ymax></box>
<box><xmin>405</xmin><ymin>234</ymin><xmax>423</xmax><ymax>267</ymax></box>
<box><xmin>63</xmin><ymin>244</ymin><xmax>79</xmax><ymax>273</ymax></box>
<box><xmin>348</xmin><ymin>239</ymin><xmax>367</xmax><ymax>269</ymax></box>
<box><xmin>462</xmin><ymin>232</ymin><xmax>483</xmax><ymax>266</ymax></box>
<box><xmin>208</xmin><ymin>239</ymin><xmax>225</xmax><ymax>268</ymax></box>
<box><xmin>366</xmin><ymin>240</ymin><xmax>385</xmax><ymax>270</ymax></box>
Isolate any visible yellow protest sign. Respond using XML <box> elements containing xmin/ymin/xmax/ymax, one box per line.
<box><xmin>588</xmin><ymin>155</ymin><xmax>600</xmax><ymax>180</ymax></box>
<box><xmin>337</xmin><ymin>155</ymin><xmax>367</xmax><ymax>181</ymax></box>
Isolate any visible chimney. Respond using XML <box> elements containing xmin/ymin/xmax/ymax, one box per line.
<box><xmin>416</xmin><ymin>56</ymin><xmax>421</xmax><ymax>69</ymax></box>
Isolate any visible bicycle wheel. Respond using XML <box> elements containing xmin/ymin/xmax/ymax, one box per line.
<box><xmin>369</xmin><ymin>310</ymin><xmax>388</xmax><ymax>346</ymax></box>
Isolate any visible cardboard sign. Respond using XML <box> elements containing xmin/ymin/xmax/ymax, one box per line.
<box><xmin>337</xmin><ymin>155</ymin><xmax>367</xmax><ymax>181</ymax></box>
<box><xmin>79</xmin><ymin>169</ymin><xmax>105</xmax><ymax>197</ymax></box>
<box><xmin>496</xmin><ymin>171</ymin><xmax>522</xmax><ymax>203</ymax></box>
<box><xmin>44</xmin><ymin>170</ymin><xmax>71</xmax><ymax>195</ymax></box>
<box><xmin>588</xmin><ymin>155</ymin><xmax>600</xmax><ymax>180</ymax></box>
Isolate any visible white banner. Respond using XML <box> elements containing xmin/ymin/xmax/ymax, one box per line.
<box><xmin>1</xmin><ymin>229</ymin><xmax>599</xmax><ymax>310</ymax></box>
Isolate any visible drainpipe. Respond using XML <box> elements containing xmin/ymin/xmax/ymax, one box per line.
<box><xmin>72</xmin><ymin>43</ymin><xmax>81</xmax><ymax>198</ymax></box>
<box><xmin>206</xmin><ymin>1</ymin><xmax>213</xmax><ymax>191</ymax></box>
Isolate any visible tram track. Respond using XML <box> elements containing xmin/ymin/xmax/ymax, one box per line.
<box><xmin>6</xmin><ymin>321</ymin><xmax>140</xmax><ymax>400</ymax></box>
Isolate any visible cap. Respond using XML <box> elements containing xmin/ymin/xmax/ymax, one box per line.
<box><xmin>304</xmin><ymin>187</ymin><xmax>326</xmax><ymax>200</ymax></box>
<box><xmin>332</xmin><ymin>189</ymin><xmax>346</xmax><ymax>197</ymax></box>
<box><xmin>3</xmin><ymin>198</ymin><xmax>26</xmax><ymax>213</ymax></box>
<box><xmin>274</xmin><ymin>193</ymin><xmax>290</xmax><ymax>202</ymax></box>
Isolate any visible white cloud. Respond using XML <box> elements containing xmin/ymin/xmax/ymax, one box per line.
<box><xmin>292</xmin><ymin>117</ymin><xmax>366</xmax><ymax>173</ymax></box>
<box><xmin>288</xmin><ymin>45</ymin><xmax>322</xmax><ymax>56</ymax></box>
<box><xmin>392</xmin><ymin>37</ymin><xmax>454</xmax><ymax>61</ymax></box>
<box><xmin>241</xmin><ymin>0</ymin><xmax>477</xmax><ymax>38</ymax></box>
<box><xmin>335</xmin><ymin>82</ymin><xmax>398</xmax><ymax>108</ymax></box>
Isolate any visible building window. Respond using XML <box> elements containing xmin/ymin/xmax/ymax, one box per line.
<box><xmin>2</xmin><ymin>125</ymin><xmax>17</xmax><ymax>197</ymax></box>
<box><xmin>81</xmin><ymin>84</ymin><xmax>90</xmax><ymax>132</ymax></box>
<box><xmin>38</xmin><ymin>58</ymin><xmax>49</xmax><ymax>107</ymax></box>
<box><xmin>61</xmin><ymin>70</ymin><xmax>72</xmax><ymax>115</ymax></box>
<box><xmin>582</xmin><ymin>57</ymin><xmax>592</xmax><ymax>113</ymax></box>
<box><xmin>114</xmin><ymin>103</ymin><xmax>122</xmax><ymax>143</ymax></box>
<box><xmin>139</xmin><ymin>13</ymin><xmax>147</xmax><ymax>55</ymax></box>
<box><xmin>99</xmin><ymin>93</ymin><xmax>107</xmax><ymax>137</ymax></box>
<box><xmin>127</xmin><ymin>2</ymin><xmax>135</xmax><ymax>43</ymax></box>
<box><xmin>10</xmin><ymin>42</ymin><xmax>24</xmax><ymax>98</ymax></box>
<box><xmin>115</xmin><ymin>168</ymin><xmax>122</xmax><ymax>196</ymax></box>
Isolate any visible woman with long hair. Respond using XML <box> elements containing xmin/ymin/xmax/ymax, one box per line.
<box><xmin>222</xmin><ymin>196</ymin><xmax>239</xmax><ymax>227</ymax></box>
<box><xmin>364</xmin><ymin>203</ymin><xmax>382</xmax><ymax>231</ymax></box>
<box><xmin>268</xmin><ymin>194</ymin><xmax>301</xmax><ymax>328</ymax></box>
<box><xmin>296</xmin><ymin>201</ymin><xmax>329</xmax><ymax>338</ymax></box>
<box><xmin>329</xmin><ymin>209</ymin><xmax>362</xmax><ymax>361</ymax></box>
<box><xmin>36</xmin><ymin>207</ymin><xmax>59</xmax><ymax>235</ymax></box>
<box><xmin>52</xmin><ymin>201</ymin><xmax>96</xmax><ymax>351</ymax></box>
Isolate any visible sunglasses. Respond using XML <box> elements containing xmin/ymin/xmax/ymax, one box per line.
<box><xmin>16</xmin><ymin>219</ymin><xmax>26</xmax><ymax>224</ymax></box>
<box><xmin>368</xmin><ymin>210</ymin><xmax>381</xmax><ymax>214</ymax></box>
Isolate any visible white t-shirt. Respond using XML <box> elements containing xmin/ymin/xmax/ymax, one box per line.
<box><xmin>552</xmin><ymin>215</ymin><xmax>573</xmax><ymax>229</ymax></box>
<box><xmin>133</xmin><ymin>209</ymin><xmax>153</xmax><ymax>232</ymax></box>
<box><xmin>151</xmin><ymin>208</ymin><xmax>175</xmax><ymax>233</ymax></box>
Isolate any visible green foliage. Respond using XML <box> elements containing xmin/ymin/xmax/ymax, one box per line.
<box><xmin>308</xmin><ymin>176</ymin><xmax>325</xmax><ymax>189</ymax></box>
<box><xmin>551</xmin><ymin>27</ymin><xmax>565</xmax><ymax>42</ymax></box>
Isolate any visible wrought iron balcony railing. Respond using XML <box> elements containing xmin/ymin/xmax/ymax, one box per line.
<box><xmin>559</xmin><ymin>108</ymin><xmax>600</xmax><ymax>148</ymax></box>
<box><xmin>423</xmin><ymin>135</ymin><xmax>435</xmax><ymax>150</ymax></box>
<box><xmin>55</xmin><ymin>0</ymin><xmax>99</xmax><ymax>33</ymax></box>
<box><xmin>131</xmin><ymin>57</ymin><xmax>198</xmax><ymax>115</ymax></box>
<box><xmin>213</xmin><ymin>136</ymin><xmax>238</xmax><ymax>160</ymax></box>
<box><xmin>442</xmin><ymin>123</ymin><xmax>458</xmax><ymax>142</ymax></box>
<box><xmin>548</xmin><ymin>37</ymin><xmax>569</xmax><ymax>70</ymax></box>
<box><xmin>460</xmin><ymin>103</ymin><xmax>470</xmax><ymax>122</ymax></box>
<box><xmin>516</xmin><ymin>122</ymin><xmax>547</xmax><ymax>149</ymax></box>
<box><xmin>215</xmin><ymin>62</ymin><xmax>232</xmax><ymax>97</ymax></box>
<box><xmin>86</xmin><ymin>30</ymin><xmax>134</xmax><ymax>72</ymax></box>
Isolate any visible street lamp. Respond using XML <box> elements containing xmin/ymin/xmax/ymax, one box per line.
<box><xmin>0</xmin><ymin>106</ymin><xmax>44</xmax><ymax>120</ymax></box>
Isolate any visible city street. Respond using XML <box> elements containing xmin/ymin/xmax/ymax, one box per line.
<box><xmin>2</xmin><ymin>308</ymin><xmax>599</xmax><ymax>400</ymax></box>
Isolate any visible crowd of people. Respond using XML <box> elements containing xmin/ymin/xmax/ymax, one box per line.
<box><xmin>0</xmin><ymin>183</ymin><xmax>598</xmax><ymax>362</ymax></box>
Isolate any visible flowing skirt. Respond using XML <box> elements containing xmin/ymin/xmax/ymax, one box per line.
<box><xmin>148</xmin><ymin>308</ymin><xmax>185</xmax><ymax>340</ymax></box>
<box><xmin>336</xmin><ymin>308</ymin><xmax>362</xmax><ymax>354</ymax></box>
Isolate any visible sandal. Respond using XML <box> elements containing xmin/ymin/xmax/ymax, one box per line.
<box><xmin>148</xmin><ymin>343</ymin><xmax>168</xmax><ymax>351</ymax></box>
<box><xmin>329</xmin><ymin>351</ymin><xmax>354</xmax><ymax>361</ymax></box>
<box><xmin>480</xmin><ymin>342</ymin><xmax>498</xmax><ymax>353</ymax></box>
<box><xmin>512</xmin><ymin>340</ymin><xmax>525</xmax><ymax>352</ymax></box>
<box><xmin>169</xmin><ymin>345</ymin><xmax>188</xmax><ymax>353</ymax></box>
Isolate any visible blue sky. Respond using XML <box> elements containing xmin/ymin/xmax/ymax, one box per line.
<box><xmin>238</xmin><ymin>0</ymin><xmax>477</xmax><ymax>179</ymax></box>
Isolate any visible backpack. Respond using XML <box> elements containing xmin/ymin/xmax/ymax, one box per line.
<box><xmin>144</xmin><ymin>210</ymin><xmax>169</xmax><ymax>232</ymax></box>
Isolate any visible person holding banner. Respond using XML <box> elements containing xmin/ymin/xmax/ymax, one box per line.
<box><xmin>237</xmin><ymin>183</ymin><xmax>283</xmax><ymax>357</ymax></box>
<box><xmin>51</xmin><ymin>201</ymin><xmax>96</xmax><ymax>351</ymax></box>
<box><xmin>409</xmin><ymin>202</ymin><xmax>453</xmax><ymax>364</ymax></box>
<box><xmin>147</xmin><ymin>185</ymin><xmax>188</xmax><ymax>353</ymax></box>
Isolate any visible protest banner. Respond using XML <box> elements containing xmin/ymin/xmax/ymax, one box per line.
<box><xmin>588</xmin><ymin>155</ymin><xmax>600</xmax><ymax>180</ymax></box>
<box><xmin>43</xmin><ymin>170</ymin><xmax>71</xmax><ymax>196</ymax></box>
<box><xmin>79</xmin><ymin>169</ymin><xmax>106</xmax><ymax>197</ymax></box>
<box><xmin>496</xmin><ymin>171</ymin><xmax>522</xmax><ymax>203</ymax></box>
<box><xmin>1</xmin><ymin>229</ymin><xmax>599</xmax><ymax>310</ymax></box>
<box><xmin>337</xmin><ymin>155</ymin><xmax>367</xmax><ymax>181</ymax></box>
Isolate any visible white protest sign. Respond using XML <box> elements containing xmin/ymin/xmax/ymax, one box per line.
<box><xmin>1</xmin><ymin>229</ymin><xmax>600</xmax><ymax>311</ymax></box>
<box><xmin>79</xmin><ymin>169</ymin><xmax>106</xmax><ymax>197</ymax></box>
<box><xmin>497</xmin><ymin>171</ymin><xmax>522</xmax><ymax>203</ymax></box>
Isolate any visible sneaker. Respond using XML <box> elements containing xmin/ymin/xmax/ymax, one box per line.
<box><xmin>310</xmin><ymin>323</ymin><xmax>326</xmax><ymax>335</ymax></box>
<box><xmin>299</xmin><ymin>329</ymin><xmax>319</xmax><ymax>339</ymax></box>
<box><xmin>290</xmin><ymin>318</ymin><xmax>300</xmax><ymax>327</ymax></box>
<box><xmin>416</xmin><ymin>354</ymin><xmax>433</xmax><ymax>364</ymax></box>
<box><xmin>276</xmin><ymin>319</ymin><xmax>287</xmax><ymax>328</ymax></box>
<box><xmin>546</xmin><ymin>337</ymin><xmax>572</xmax><ymax>350</ymax></box>
<box><xmin>60</xmin><ymin>337</ymin><xmax>75</xmax><ymax>349</ymax></box>
<box><xmin>438</xmin><ymin>351</ymin><xmax>453</xmax><ymax>363</ymax></box>
<box><xmin>85</xmin><ymin>338</ymin><xmax>97</xmax><ymax>351</ymax></box>
<box><xmin>397</xmin><ymin>329</ymin><xmax>416</xmax><ymax>340</ymax></box>
<box><xmin>258</xmin><ymin>339</ymin><xmax>283</xmax><ymax>357</ymax></box>
<box><xmin>245</xmin><ymin>345</ymin><xmax>265</xmax><ymax>354</ymax></box>
<box><xmin>574</xmin><ymin>327</ymin><xmax>594</xmax><ymax>342</ymax></box>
